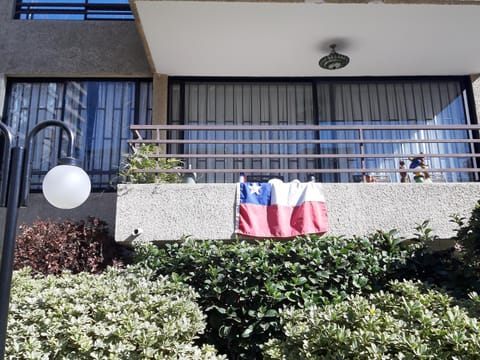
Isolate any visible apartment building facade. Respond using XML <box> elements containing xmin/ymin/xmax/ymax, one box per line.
<box><xmin>1</xmin><ymin>0</ymin><xmax>480</xmax><ymax>241</ymax></box>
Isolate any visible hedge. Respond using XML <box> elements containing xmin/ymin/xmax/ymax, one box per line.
<box><xmin>7</xmin><ymin>266</ymin><xmax>226</xmax><ymax>359</ymax></box>
<box><xmin>264</xmin><ymin>280</ymin><xmax>480</xmax><ymax>359</ymax></box>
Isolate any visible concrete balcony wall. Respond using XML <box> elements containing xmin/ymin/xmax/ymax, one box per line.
<box><xmin>115</xmin><ymin>182</ymin><xmax>480</xmax><ymax>243</ymax></box>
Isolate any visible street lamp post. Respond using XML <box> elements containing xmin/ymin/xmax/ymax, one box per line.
<box><xmin>0</xmin><ymin>120</ymin><xmax>91</xmax><ymax>359</ymax></box>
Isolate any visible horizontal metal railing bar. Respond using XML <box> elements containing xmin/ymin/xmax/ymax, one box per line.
<box><xmin>132</xmin><ymin>124</ymin><xmax>480</xmax><ymax>130</ymax></box>
<box><xmin>134</xmin><ymin>167</ymin><xmax>478</xmax><ymax>174</ymax></box>
<box><xmin>17</xmin><ymin>2</ymin><xmax>131</xmax><ymax>8</ymax></box>
<box><xmin>128</xmin><ymin>138</ymin><xmax>480</xmax><ymax>145</ymax></box>
<box><xmin>131</xmin><ymin>153</ymin><xmax>480</xmax><ymax>159</ymax></box>
<box><xmin>17</xmin><ymin>10</ymin><xmax>131</xmax><ymax>14</ymax></box>
<box><xmin>131</xmin><ymin>124</ymin><xmax>480</xmax><ymax>131</ymax></box>
<box><xmin>16</xmin><ymin>9</ymin><xmax>131</xmax><ymax>15</ymax></box>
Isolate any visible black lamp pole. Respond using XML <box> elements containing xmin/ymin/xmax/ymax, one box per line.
<box><xmin>0</xmin><ymin>120</ymin><xmax>77</xmax><ymax>359</ymax></box>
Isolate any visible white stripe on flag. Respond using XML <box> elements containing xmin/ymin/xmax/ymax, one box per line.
<box><xmin>270</xmin><ymin>180</ymin><xmax>326</xmax><ymax>207</ymax></box>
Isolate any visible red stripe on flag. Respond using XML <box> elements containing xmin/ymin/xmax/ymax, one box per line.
<box><xmin>238</xmin><ymin>201</ymin><xmax>329</xmax><ymax>238</ymax></box>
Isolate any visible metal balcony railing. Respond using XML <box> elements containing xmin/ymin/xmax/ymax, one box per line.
<box><xmin>128</xmin><ymin>124</ymin><xmax>480</xmax><ymax>183</ymax></box>
<box><xmin>15</xmin><ymin>1</ymin><xmax>133</xmax><ymax>20</ymax></box>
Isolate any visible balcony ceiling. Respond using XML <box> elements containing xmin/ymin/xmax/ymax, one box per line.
<box><xmin>132</xmin><ymin>0</ymin><xmax>480</xmax><ymax>77</ymax></box>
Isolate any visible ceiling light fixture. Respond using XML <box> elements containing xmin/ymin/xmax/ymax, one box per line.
<box><xmin>319</xmin><ymin>44</ymin><xmax>350</xmax><ymax>70</ymax></box>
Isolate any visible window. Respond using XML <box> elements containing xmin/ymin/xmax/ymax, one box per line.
<box><xmin>169</xmin><ymin>81</ymin><xmax>317</xmax><ymax>183</ymax></box>
<box><xmin>169</xmin><ymin>77</ymin><xmax>477</xmax><ymax>183</ymax></box>
<box><xmin>15</xmin><ymin>0</ymin><xmax>133</xmax><ymax>20</ymax></box>
<box><xmin>3</xmin><ymin>79</ymin><xmax>152</xmax><ymax>190</ymax></box>
<box><xmin>316</xmin><ymin>79</ymin><xmax>475</xmax><ymax>182</ymax></box>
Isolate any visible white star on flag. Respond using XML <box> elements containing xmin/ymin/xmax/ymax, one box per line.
<box><xmin>248</xmin><ymin>183</ymin><xmax>262</xmax><ymax>195</ymax></box>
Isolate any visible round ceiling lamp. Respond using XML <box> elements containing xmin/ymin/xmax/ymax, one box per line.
<box><xmin>319</xmin><ymin>44</ymin><xmax>350</xmax><ymax>70</ymax></box>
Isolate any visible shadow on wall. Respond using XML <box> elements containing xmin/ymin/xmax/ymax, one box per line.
<box><xmin>0</xmin><ymin>193</ymin><xmax>118</xmax><ymax>246</ymax></box>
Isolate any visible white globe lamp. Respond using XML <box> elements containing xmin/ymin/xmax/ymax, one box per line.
<box><xmin>42</xmin><ymin>157</ymin><xmax>91</xmax><ymax>209</ymax></box>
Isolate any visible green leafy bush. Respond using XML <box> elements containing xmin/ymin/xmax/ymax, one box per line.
<box><xmin>451</xmin><ymin>201</ymin><xmax>480</xmax><ymax>278</ymax></box>
<box><xmin>14</xmin><ymin>217</ymin><xmax>124</xmax><ymax>275</ymax></box>
<box><xmin>119</xmin><ymin>143</ymin><xmax>183</xmax><ymax>184</ymax></box>
<box><xmin>393</xmin><ymin>218</ymin><xmax>480</xmax><ymax>297</ymax></box>
<box><xmin>133</xmin><ymin>232</ymin><xmax>416</xmax><ymax>359</ymax></box>
<box><xmin>385</xmin><ymin>221</ymin><xmax>470</xmax><ymax>296</ymax></box>
<box><xmin>7</xmin><ymin>266</ymin><xmax>225</xmax><ymax>359</ymax></box>
<box><xmin>263</xmin><ymin>280</ymin><xmax>480</xmax><ymax>359</ymax></box>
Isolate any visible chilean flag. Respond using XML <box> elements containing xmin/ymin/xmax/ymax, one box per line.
<box><xmin>236</xmin><ymin>180</ymin><xmax>329</xmax><ymax>238</ymax></box>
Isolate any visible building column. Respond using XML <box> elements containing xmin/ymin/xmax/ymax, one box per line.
<box><xmin>472</xmin><ymin>75</ymin><xmax>480</xmax><ymax>122</ymax></box>
<box><xmin>152</xmin><ymin>73</ymin><xmax>168</xmax><ymax>127</ymax></box>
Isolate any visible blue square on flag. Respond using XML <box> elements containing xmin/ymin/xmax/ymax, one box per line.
<box><xmin>239</xmin><ymin>182</ymin><xmax>272</xmax><ymax>206</ymax></box>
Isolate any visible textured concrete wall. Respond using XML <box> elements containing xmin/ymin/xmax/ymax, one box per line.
<box><xmin>115</xmin><ymin>182</ymin><xmax>480</xmax><ymax>242</ymax></box>
<box><xmin>0</xmin><ymin>0</ymin><xmax>150</xmax><ymax>76</ymax></box>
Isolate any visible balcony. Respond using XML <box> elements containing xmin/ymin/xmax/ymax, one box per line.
<box><xmin>114</xmin><ymin>123</ymin><xmax>480</xmax><ymax>243</ymax></box>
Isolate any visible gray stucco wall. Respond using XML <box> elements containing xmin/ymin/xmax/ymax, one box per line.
<box><xmin>115</xmin><ymin>182</ymin><xmax>480</xmax><ymax>243</ymax></box>
<box><xmin>0</xmin><ymin>0</ymin><xmax>150</xmax><ymax>76</ymax></box>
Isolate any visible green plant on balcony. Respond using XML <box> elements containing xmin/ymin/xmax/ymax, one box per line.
<box><xmin>119</xmin><ymin>144</ymin><xmax>183</xmax><ymax>184</ymax></box>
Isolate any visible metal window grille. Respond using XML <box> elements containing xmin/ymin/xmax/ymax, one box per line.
<box><xmin>3</xmin><ymin>79</ymin><xmax>152</xmax><ymax>191</ymax></box>
<box><xmin>14</xmin><ymin>0</ymin><xmax>133</xmax><ymax>20</ymax></box>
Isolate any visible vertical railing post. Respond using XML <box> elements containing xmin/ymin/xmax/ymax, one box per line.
<box><xmin>468</xmin><ymin>125</ymin><xmax>480</xmax><ymax>181</ymax></box>
<box><xmin>358</xmin><ymin>128</ymin><xmax>365</xmax><ymax>179</ymax></box>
